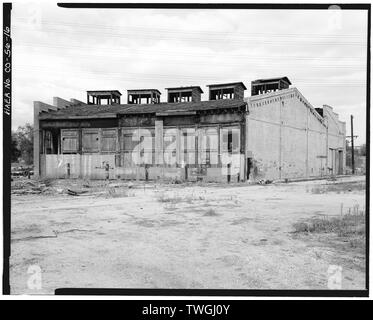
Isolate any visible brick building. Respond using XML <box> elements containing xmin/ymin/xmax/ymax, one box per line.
<box><xmin>33</xmin><ymin>77</ymin><xmax>346</xmax><ymax>182</ymax></box>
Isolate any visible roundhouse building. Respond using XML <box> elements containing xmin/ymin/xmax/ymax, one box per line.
<box><xmin>33</xmin><ymin>77</ymin><xmax>346</xmax><ymax>182</ymax></box>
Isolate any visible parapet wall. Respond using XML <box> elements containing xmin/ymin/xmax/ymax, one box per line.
<box><xmin>245</xmin><ymin>88</ymin><xmax>346</xmax><ymax>181</ymax></box>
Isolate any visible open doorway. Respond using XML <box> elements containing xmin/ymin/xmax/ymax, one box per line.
<box><xmin>338</xmin><ymin>150</ymin><xmax>343</xmax><ymax>175</ymax></box>
<box><xmin>247</xmin><ymin>157</ymin><xmax>252</xmax><ymax>180</ymax></box>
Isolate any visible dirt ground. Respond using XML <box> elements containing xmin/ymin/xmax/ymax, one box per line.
<box><xmin>10</xmin><ymin>176</ymin><xmax>366</xmax><ymax>294</ymax></box>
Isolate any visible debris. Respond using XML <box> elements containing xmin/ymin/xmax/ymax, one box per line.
<box><xmin>12</xmin><ymin>189</ymin><xmax>42</xmax><ymax>195</ymax></box>
<box><xmin>258</xmin><ymin>179</ymin><xmax>272</xmax><ymax>185</ymax></box>
<box><xmin>66</xmin><ymin>189</ymin><xmax>88</xmax><ymax>196</ymax></box>
<box><xmin>108</xmin><ymin>183</ymin><xmax>120</xmax><ymax>188</ymax></box>
<box><xmin>56</xmin><ymin>228</ymin><xmax>96</xmax><ymax>234</ymax></box>
<box><xmin>12</xmin><ymin>179</ymin><xmax>92</xmax><ymax>196</ymax></box>
<box><xmin>11</xmin><ymin>166</ymin><xmax>34</xmax><ymax>178</ymax></box>
<box><xmin>11</xmin><ymin>179</ymin><xmax>54</xmax><ymax>195</ymax></box>
<box><xmin>41</xmin><ymin>187</ymin><xmax>54</xmax><ymax>194</ymax></box>
<box><xmin>66</xmin><ymin>189</ymin><xmax>78</xmax><ymax>196</ymax></box>
<box><xmin>11</xmin><ymin>233</ymin><xmax>58</xmax><ymax>242</ymax></box>
<box><xmin>11</xmin><ymin>228</ymin><xmax>96</xmax><ymax>243</ymax></box>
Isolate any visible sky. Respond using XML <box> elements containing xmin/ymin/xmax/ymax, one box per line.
<box><xmin>11</xmin><ymin>3</ymin><xmax>368</xmax><ymax>145</ymax></box>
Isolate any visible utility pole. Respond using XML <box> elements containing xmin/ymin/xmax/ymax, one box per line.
<box><xmin>346</xmin><ymin>119</ymin><xmax>358</xmax><ymax>174</ymax></box>
<box><xmin>351</xmin><ymin>115</ymin><xmax>355</xmax><ymax>174</ymax></box>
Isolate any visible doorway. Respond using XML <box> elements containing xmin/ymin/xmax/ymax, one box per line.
<box><xmin>338</xmin><ymin>150</ymin><xmax>343</xmax><ymax>175</ymax></box>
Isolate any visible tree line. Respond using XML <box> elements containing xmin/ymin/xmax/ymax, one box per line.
<box><xmin>11</xmin><ymin>123</ymin><xmax>33</xmax><ymax>165</ymax></box>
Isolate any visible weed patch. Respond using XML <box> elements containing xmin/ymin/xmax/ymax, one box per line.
<box><xmin>204</xmin><ymin>208</ymin><xmax>219</xmax><ymax>217</ymax></box>
<box><xmin>309</xmin><ymin>181</ymin><xmax>365</xmax><ymax>194</ymax></box>
<box><xmin>292</xmin><ymin>205</ymin><xmax>365</xmax><ymax>251</ymax></box>
<box><xmin>106</xmin><ymin>187</ymin><xmax>132</xmax><ymax>198</ymax></box>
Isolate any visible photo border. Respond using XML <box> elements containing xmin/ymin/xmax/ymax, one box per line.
<box><xmin>2</xmin><ymin>2</ymin><xmax>370</xmax><ymax>297</ymax></box>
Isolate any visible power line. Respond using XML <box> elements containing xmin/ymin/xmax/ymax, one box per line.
<box><xmin>13</xmin><ymin>43</ymin><xmax>366</xmax><ymax>66</ymax></box>
<box><xmin>14</xmin><ymin>65</ymin><xmax>366</xmax><ymax>86</ymax></box>
<box><xmin>13</xmin><ymin>18</ymin><xmax>365</xmax><ymax>40</ymax></box>
<box><xmin>13</xmin><ymin>26</ymin><xmax>366</xmax><ymax>47</ymax></box>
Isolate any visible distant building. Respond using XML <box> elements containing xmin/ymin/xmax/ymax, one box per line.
<box><xmin>33</xmin><ymin>76</ymin><xmax>346</xmax><ymax>182</ymax></box>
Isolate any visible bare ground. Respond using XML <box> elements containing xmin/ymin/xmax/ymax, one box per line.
<box><xmin>10</xmin><ymin>176</ymin><xmax>366</xmax><ymax>294</ymax></box>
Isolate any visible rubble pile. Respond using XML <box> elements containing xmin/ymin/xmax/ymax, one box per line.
<box><xmin>12</xmin><ymin>179</ymin><xmax>91</xmax><ymax>196</ymax></box>
<box><xmin>11</xmin><ymin>180</ymin><xmax>52</xmax><ymax>195</ymax></box>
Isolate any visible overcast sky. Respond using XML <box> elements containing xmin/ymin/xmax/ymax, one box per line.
<box><xmin>12</xmin><ymin>3</ymin><xmax>368</xmax><ymax>144</ymax></box>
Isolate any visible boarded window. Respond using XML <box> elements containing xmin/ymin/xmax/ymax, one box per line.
<box><xmin>221</xmin><ymin>127</ymin><xmax>240</xmax><ymax>154</ymax></box>
<box><xmin>180</xmin><ymin>128</ymin><xmax>196</xmax><ymax>166</ymax></box>
<box><xmin>201</xmin><ymin>127</ymin><xmax>218</xmax><ymax>165</ymax></box>
<box><xmin>138</xmin><ymin>129</ymin><xmax>155</xmax><ymax>165</ymax></box>
<box><xmin>61</xmin><ymin>129</ymin><xmax>79</xmax><ymax>153</ymax></box>
<box><xmin>122</xmin><ymin>129</ymin><xmax>139</xmax><ymax>152</ymax></box>
<box><xmin>82</xmin><ymin>129</ymin><xmax>99</xmax><ymax>152</ymax></box>
<box><xmin>101</xmin><ymin>128</ymin><xmax>117</xmax><ymax>152</ymax></box>
<box><xmin>121</xmin><ymin>129</ymin><xmax>138</xmax><ymax>166</ymax></box>
<box><xmin>115</xmin><ymin>154</ymin><xmax>122</xmax><ymax>167</ymax></box>
<box><xmin>163</xmin><ymin>128</ymin><xmax>177</xmax><ymax>166</ymax></box>
<box><xmin>121</xmin><ymin>128</ymin><xmax>155</xmax><ymax>165</ymax></box>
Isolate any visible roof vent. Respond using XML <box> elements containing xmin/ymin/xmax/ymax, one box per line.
<box><xmin>251</xmin><ymin>77</ymin><xmax>291</xmax><ymax>96</ymax></box>
<box><xmin>207</xmin><ymin>82</ymin><xmax>246</xmax><ymax>101</ymax></box>
<box><xmin>166</xmin><ymin>86</ymin><xmax>203</xmax><ymax>103</ymax></box>
<box><xmin>87</xmin><ymin>90</ymin><xmax>122</xmax><ymax>105</ymax></box>
<box><xmin>127</xmin><ymin>89</ymin><xmax>161</xmax><ymax>104</ymax></box>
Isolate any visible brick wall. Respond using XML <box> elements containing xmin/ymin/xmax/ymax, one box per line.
<box><xmin>246</xmin><ymin>88</ymin><xmax>344</xmax><ymax>181</ymax></box>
